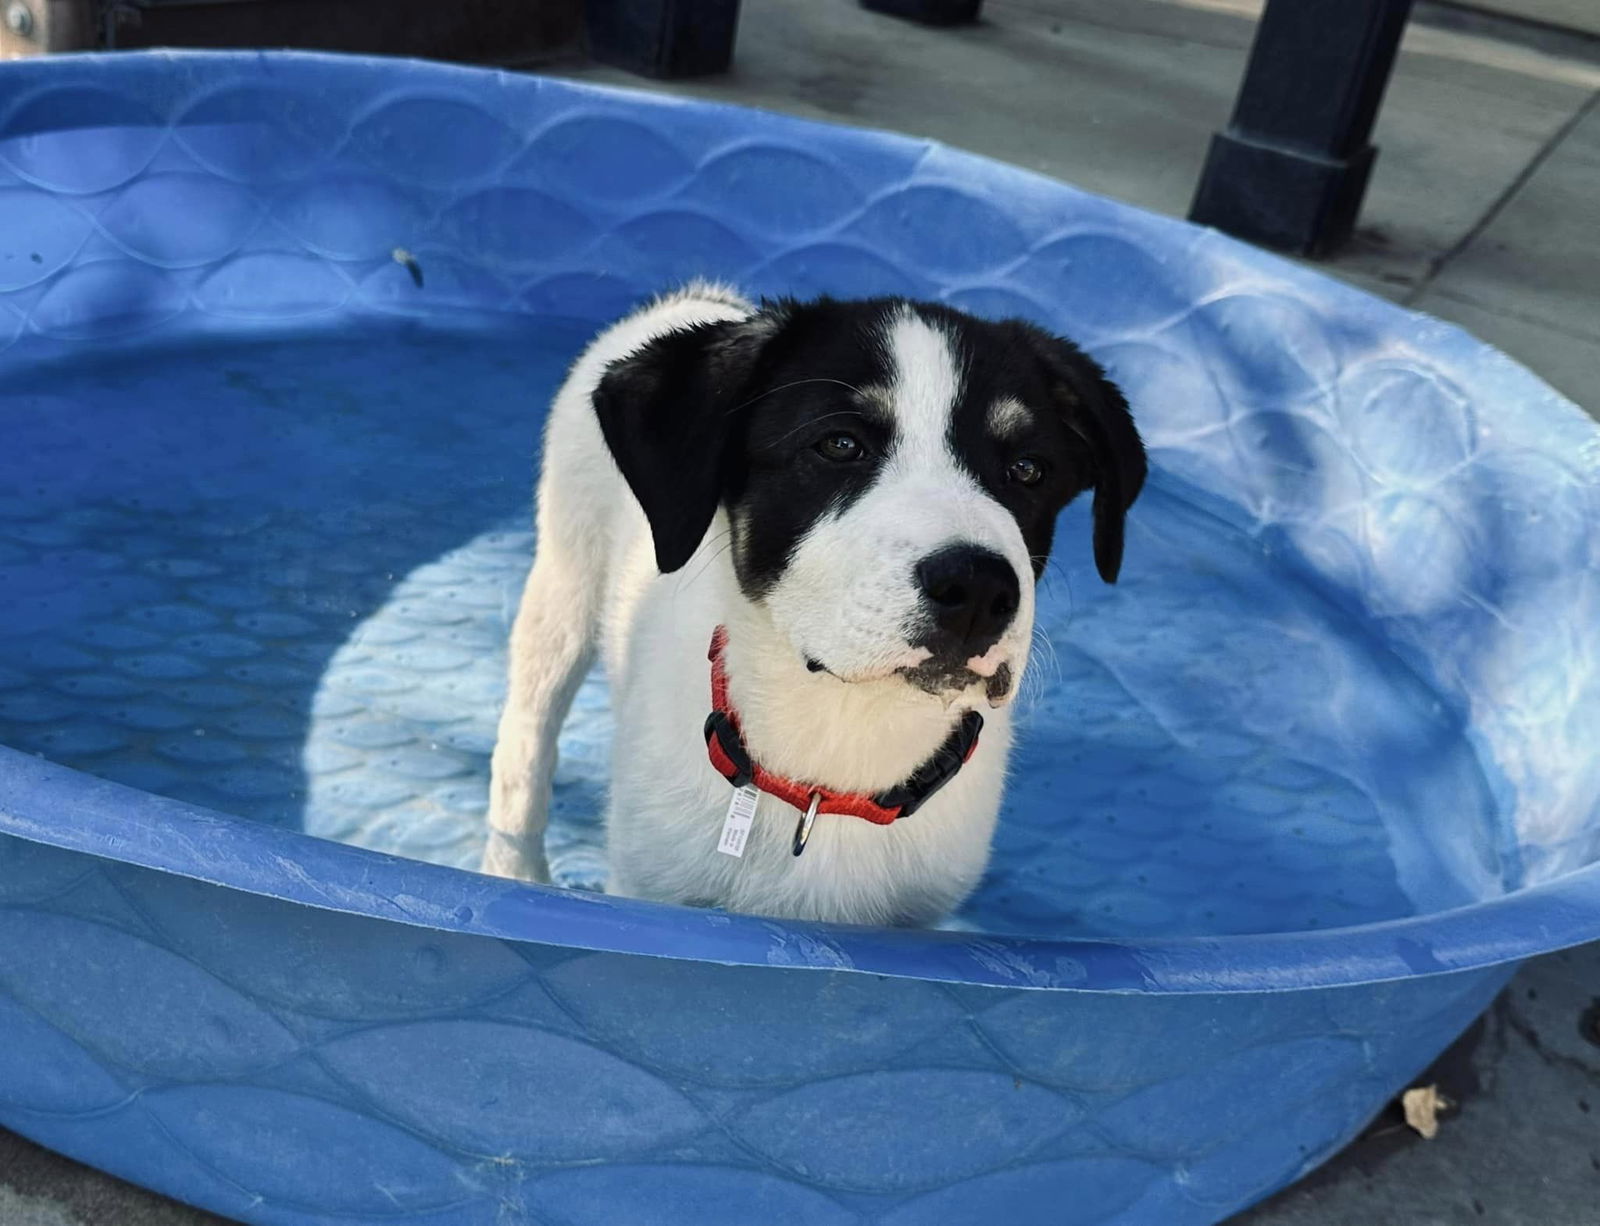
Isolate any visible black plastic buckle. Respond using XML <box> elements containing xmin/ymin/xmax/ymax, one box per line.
<box><xmin>703</xmin><ymin>710</ymin><xmax>754</xmax><ymax>789</ymax></box>
<box><xmin>875</xmin><ymin>710</ymin><xmax>983</xmax><ymax>819</ymax></box>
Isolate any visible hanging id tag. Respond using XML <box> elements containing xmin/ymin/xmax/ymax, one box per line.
<box><xmin>717</xmin><ymin>785</ymin><xmax>760</xmax><ymax>857</ymax></box>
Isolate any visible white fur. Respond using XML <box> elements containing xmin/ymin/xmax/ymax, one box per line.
<box><xmin>485</xmin><ymin>288</ymin><xmax>1031</xmax><ymax>926</ymax></box>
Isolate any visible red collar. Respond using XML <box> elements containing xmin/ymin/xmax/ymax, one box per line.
<box><xmin>703</xmin><ymin>626</ymin><xmax>982</xmax><ymax>827</ymax></box>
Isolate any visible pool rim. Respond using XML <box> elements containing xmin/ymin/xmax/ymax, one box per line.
<box><xmin>4</xmin><ymin>744</ymin><xmax>1596</xmax><ymax>995</ymax></box>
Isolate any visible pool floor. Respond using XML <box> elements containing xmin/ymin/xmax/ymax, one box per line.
<box><xmin>0</xmin><ymin>318</ymin><xmax>1507</xmax><ymax>940</ymax></box>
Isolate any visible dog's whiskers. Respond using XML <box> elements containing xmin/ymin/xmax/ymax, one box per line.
<box><xmin>684</xmin><ymin>529</ymin><xmax>735</xmax><ymax>588</ymax></box>
<box><xmin>764</xmin><ymin>408</ymin><xmax>880</xmax><ymax>449</ymax></box>
<box><xmin>1031</xmin><ymin>553</ymin><xmax>1076</xmax><ymax>621</ymax></box>
<box><xmin>725</xmin><ymin>377</ymin><xmax>868</xmax><ymax>418</ymax></box>
<box><xmin>1025</xmin><ymin>626</ymin><xmax>1063</xmax><ymax>704</ymax></box>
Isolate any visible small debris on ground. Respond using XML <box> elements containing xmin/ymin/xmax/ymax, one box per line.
<box><xmin>1402</xmin><ymin>1084</ymin><xmax>1452</xmax><ymax>1140</ymax></box>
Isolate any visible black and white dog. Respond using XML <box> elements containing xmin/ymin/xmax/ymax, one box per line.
<box><xmin>485</xmin><ymin>283</ymin><xmax>1145</xmax><ymax>926</ymax></box>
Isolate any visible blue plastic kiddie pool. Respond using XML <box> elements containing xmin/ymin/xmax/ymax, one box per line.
<box><xmin>1</xmin><ymin>50</ymin><xmax>1598</xmax><ymax>1226</ymax></box>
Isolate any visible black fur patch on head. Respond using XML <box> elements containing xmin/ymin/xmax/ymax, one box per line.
<box><xmin>1004</xmin><ymin>321</ymin><xmax>1147</xmax><ymax>584</ymax></box>
<box><xmin>724</xmin><ymin>298</ymin><xmax>903</xmax><ymax>597</ymax></box>
<box><xmin>906</xmin><ymin>303</ymin><xmax>1147</xmax><ymax>584</ymax></box>
<box><xmin>592</xmin><ymin>294</ymin><xmax>1145</xmax><ymax>590</ymax></box>
<box><xmin>591</xmin><ymin>314</ymin><xmax>770</xmax><ymax>574</ymax></box>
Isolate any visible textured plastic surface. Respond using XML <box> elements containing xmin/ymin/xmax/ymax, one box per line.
<box><xmin>0</xmin><ymin>50</ymin><xmax>1597</xmax><ymax>1226</ymax></box>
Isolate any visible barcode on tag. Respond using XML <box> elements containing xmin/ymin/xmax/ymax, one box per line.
<box><xmin>717</xmin><ymin>785</ymin><xmax>760</xmax><ymax>857</ymax></box>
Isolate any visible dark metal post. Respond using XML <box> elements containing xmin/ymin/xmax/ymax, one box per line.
<box><xmin>586</xmin><ymin>0</ymin><xmax>742</xmax><ymax>78</ymax></box>
<box><xmin>860</xmin><ymin>0</ymin><xmax>981</xmax><ymax>25</ymax></box>
<box><xmin>1189</xmin><ymin>0</ymin><xmax>1414</xmax><ymax>257</ymax></box>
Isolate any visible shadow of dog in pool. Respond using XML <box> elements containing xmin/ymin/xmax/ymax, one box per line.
<box><xmin>485</xmin><ymin>283</ymin><xmax>1146</xmax><ymax>926</ymax></box>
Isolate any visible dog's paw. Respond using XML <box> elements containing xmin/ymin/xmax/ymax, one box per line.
<box><xmin>478</xmin><ymin>838</ymin><xmax>551</xmax><ymax>884</ymax></box>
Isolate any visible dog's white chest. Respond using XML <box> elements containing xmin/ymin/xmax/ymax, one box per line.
<box><xmin>598</xmin><ymin>567</ymin><xmax>1011</xmax><ymax>927</ymax></box>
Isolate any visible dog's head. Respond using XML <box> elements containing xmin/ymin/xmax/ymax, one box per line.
<box><xmin>594</xmin><ymin>296</ymin><xmax>1145</xmax><ymax>707</ymax></box>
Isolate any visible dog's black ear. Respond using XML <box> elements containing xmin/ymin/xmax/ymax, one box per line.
<box><xmin>1022</xmin><ymin>327</ymin><xmax>1147</xmax><ymax>583</ymax></box>
<box><xmin>592</xmin><ymin>314</ymin><xmax>774</xmax><ymax>574</ymax></box>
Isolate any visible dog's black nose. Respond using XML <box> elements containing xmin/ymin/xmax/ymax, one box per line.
<box><xmin>915</xmin><ymin>545</ymin><xmax>1020</xmax><ymax>653</ymax></box>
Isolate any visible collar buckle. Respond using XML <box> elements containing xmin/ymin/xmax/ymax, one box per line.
<box><xmin>704</xmin><ymin>709</ymin><xmax>754</xmax><ymax>789</ymax></box>
<box><xmin>872</xmin><ymin>709</ymin><xmax>984</xmax><ymax>818</ymax></box>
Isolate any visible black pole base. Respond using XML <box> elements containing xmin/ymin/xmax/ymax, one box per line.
<box><xmin>1190</xmin><ymin>131</ymin><xmax>1377</xmax><ymax>258</ymax></box>
<box><xmin>1188</xmin><ymin>0</ymin><xmax>1411</xmax><ymax>258</ymax></box>
<box><xmin>586</xmin><ymin>0</ymin><xmax>741</xmax><ymax>78</ymax></box>
<box><xmin>860</xmin><ymin>0</ymin><xmax>982</xmax><ymax>25</ymax></box>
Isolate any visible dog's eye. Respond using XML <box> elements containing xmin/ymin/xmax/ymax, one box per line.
<box><xmin>816</xmin><ymin>433</ymin><xmax>865</xmax><ymax>462</ymax></box>
<box><xmin>1008</xmin><ymin>455</ymin><xmax>1047</xmax><ymax>486</ymax></box>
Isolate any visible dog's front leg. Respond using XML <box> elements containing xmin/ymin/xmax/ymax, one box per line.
<box><xmin>483</xmin><ymin>549</ymin><xmax>597</xmax><ymax>883</ymax></box>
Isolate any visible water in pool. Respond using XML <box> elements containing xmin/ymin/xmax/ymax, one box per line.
<box><xmin>0</xmin><ymin>319</ymin><xmax>1507</xmax><ymax>939</ymax></box>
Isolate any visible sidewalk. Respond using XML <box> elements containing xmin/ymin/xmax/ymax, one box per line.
<box><xmin>3</xmin><ymin>1</ymin><xmax>1598</xmax><ymax>1222</ymax></box>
